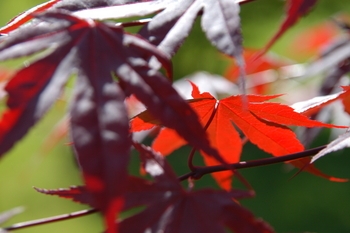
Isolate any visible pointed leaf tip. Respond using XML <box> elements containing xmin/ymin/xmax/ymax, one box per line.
<box><xmin>259</xmin><ymin>0</ymin><xmax>319</xmax><ymax>56</ymax></box>
<box><xmin>311</xmin><ymin>129</ymin><xmax>350</xmax><ymax>165</ymax></box>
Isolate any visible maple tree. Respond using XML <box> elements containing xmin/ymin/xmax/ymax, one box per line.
<box><xmin>0</xmin><ymin>0</ymin><xmax>350</xmax><ymax>232</ymax></box>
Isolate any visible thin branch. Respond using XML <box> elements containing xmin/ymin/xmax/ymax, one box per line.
<box><xmin>187</xmin><ymin>147</ymin><xmax>197</xmax><ymax>171</ymax></box>
<box><xmin>3</xmin><ymin>209</ymin><xmax>97</xmax><ymax>231</ymax></box>
<box><xmin>1</xmin><ymin>146</ymin><xmax>326</xmax><ymax>230</ymax></box>
<box><xmin>178</xmin><ymin>145</ymin><xmax>326</xmax><ymax>181</ymax></box>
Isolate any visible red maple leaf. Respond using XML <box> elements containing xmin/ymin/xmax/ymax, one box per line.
<box><xmin>35</xmin><ymin>143</ymin><xmax>275</xmax><ymax>233</ymax></box>
<box><xmin>132</xmin><ymin>82</ymin><xmax>348</xmax><ymax>189</ymax></box>
<box><xmin>0</xmin><ymin>11</ymin><xmax>220</xmax><ymax>232</ymax></box>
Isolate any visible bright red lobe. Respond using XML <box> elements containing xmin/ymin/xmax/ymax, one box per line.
<box><xmin>148</xmin><ymin>82</ymin><xmax>348</xmax><ymax>188</ymax></box>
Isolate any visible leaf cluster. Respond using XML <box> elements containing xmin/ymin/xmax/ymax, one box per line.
<box><xmin>0</xmin><ymin>0</ymin><xmax>350</xmax><ymax>232</ymax></box>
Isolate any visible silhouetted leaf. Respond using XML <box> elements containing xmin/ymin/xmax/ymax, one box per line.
<box><xmin>0</xmin><ymin>11</ymin><xmax>219</xmax><ymax>232</ymax></box>
<box><xmin>35</xmin><ymin>143</ymin><xmax>275</xmax><ymax>233</ymax></box>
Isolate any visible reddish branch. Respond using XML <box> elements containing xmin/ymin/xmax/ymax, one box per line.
<box><xmin>179</xmin><ymin>145</ymin><xmax>326</xmax><ymax>181</ymax></box>
<box><xmin>3</xmin><ymin>209</ymin><xmax>97</xmax><ymax>231</ymax></box>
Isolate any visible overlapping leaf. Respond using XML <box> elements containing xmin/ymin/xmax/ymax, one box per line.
<box><xmin>311</xmin><ymin>129</ymin><xmax>350</xmax><ymax>163</ymax></box>
<box><xmin>0</xmin><ymin>11</ymin><xmax>221</xmax><ymax>232</ymax></box>
<box><xmin>35</xmin><ymin>143</ymin><xmax>274</xmax><ymax>233</ymax></box>
<box><xmin>132</xmin><ymin>82</ymin><xmax>348</xmax><ymax>189</ymax></box>
<box><xmin>290</xmin><ymin>86</ymin><xmax>350</xmax><ymax>163</ymax></box>
<box><xmin>291</xmin><ymin>86</ymin><xmax>350</xmax><ymax>116</ymax></box>
<box><xmin>2</xmin><ymin>0</ymin><xmax>245</xmax><ymax>91</ymax></box>
<box><xmin>2</xmin><ymin>0</ymin><xmax>244</xmax><ymax>61</ymax></box>
<box><xmin>74</xmin><ymin>0</ymin><xmax>243</xmax><ymax>63</ymax></box>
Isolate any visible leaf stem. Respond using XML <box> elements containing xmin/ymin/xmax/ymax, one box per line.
<box><xmin>3</xmin><ymin>209</ymin><xmax>97</xmax><ymax>231</ymax></box>
<box><xmin>179</xmin><ymin>145</ymin><xmax>326</xmax><ymax>181</ymax></box>
<box><xmin>187</xmin><ymin>147</ymin><xmax>197</xmax><ymax>171</ymax></box>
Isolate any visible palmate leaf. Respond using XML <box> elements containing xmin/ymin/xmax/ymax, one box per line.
<box><xmin>132</xmin><ymin>82</ymin><xmax>348</xmax><ymax>189</ymax></box>
<box><xmin>74</xmin><ymin>0</ymin><xmax>243</xmax><ymax>59</ymax></box>
<box><xmin>2</xmin><ymin>0</ymin><xmax>244</xmax><ymax>59</ymax></box>
<box><xmin>0</xmin><ymin>11</ymin><xmax>220</xmax><ymax>232</ymax></box>
<box><xmin>3</xmin><ymin>0</ymin><xmax>245</xmax><ymax>89</ymax></box>
<box><xmin>35</xmin><ymin>143</ymin><xmax>274</xmax><ymax>233</ymax></box>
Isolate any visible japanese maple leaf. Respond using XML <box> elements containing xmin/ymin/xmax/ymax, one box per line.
<box><xmin>35</xmin><ymin>143</ymin><xmax>275</xmax><ymax>233</ymax></box>
<box><xmin>77</xmin><ymin>0</ymin><xmax>246</xmax><ymax>91</ymax></box>
<box><xmin>3</xmin><ymin>0</ymin><xmax>245</xmax><ymax>62</ymax></box>
<box><xmin>4</xmin><ymin>0</ymin><xmax>247</xmax><ymax>104</ymax></box>
<box><xmin>0</xmin><ymin>11</ymin><xmax>219</xmax><ymax>232</ymax></box>
<box><xmin>132</xmin><ymin>82</ymin><xmax>347</xmax><ymax>189</ymax></box>
<box><xmin>73</xmin><ymin>0</ymin><xmax>243</xmax><ymax>63</ymax></box>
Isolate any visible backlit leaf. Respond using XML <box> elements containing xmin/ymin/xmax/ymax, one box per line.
<box><xmin>132</xmin><ymin>82</ymin><xmax>347</xmax><ymax>188</ymax></box>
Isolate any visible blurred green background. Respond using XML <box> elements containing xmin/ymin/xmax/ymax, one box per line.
<box><xmin>0</xmin><ymin>0</ymin><xmax>350</xmax><ymax>233</ymax></box>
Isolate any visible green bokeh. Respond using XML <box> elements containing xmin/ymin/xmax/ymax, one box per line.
<box><xmin>0</xmin><ymin>1</ymin><xmax>350</xmax><ymax>233</ymax></box>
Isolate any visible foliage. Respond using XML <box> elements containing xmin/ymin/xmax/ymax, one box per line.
<box><xmin>0</xmin><ymin>0</ymin><xmax>350</xmax><ymax>232</ymax></box>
